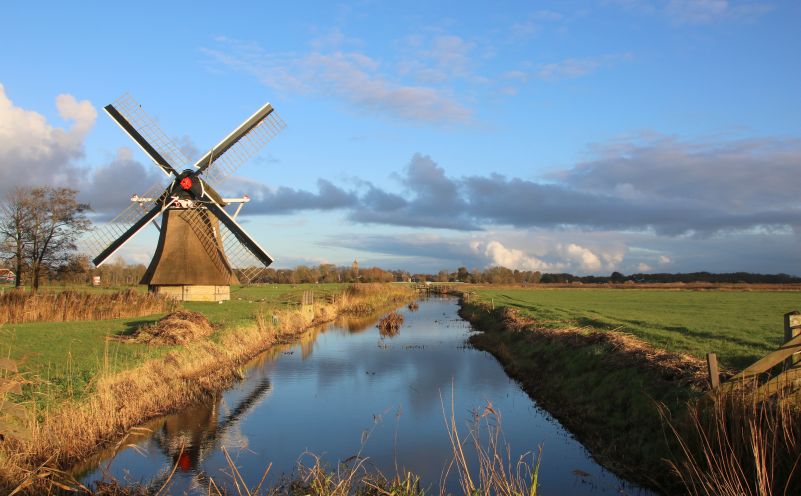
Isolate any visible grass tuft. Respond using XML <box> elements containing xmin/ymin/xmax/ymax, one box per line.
<box><xmin>377</xmin><ymin>312</ymin><xmax>404</xmax><ymax>337</ymax></box>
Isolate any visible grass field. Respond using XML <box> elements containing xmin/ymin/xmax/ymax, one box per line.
<box><xmin>1</xmin><ymin>283</ymin><xmax>347</xmax><ymax>409</ymax></box>
<box><xmin>471</xmin><ymin>287</ymin><xmax>801</xmax><ymax>370</ymax></box>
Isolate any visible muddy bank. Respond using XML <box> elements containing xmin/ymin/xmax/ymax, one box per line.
<box><xmin>458</xmin><ymin>298</ymin><xmax>711</xmax><ymax>493</ymax></box>
<box><xmin>0</xmin><ymin>285</ymin><xmax>414</xmax><ymax>493</ymax></box>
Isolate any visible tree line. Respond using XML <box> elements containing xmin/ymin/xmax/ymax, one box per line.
<box><xmin>419</xmin><ymin>267</ymin><xmax>801</xmax><ymax>285</ymax></box>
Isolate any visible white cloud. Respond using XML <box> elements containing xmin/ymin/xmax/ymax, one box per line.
<box><xmin>202</xmin><ymin>38</ymin><xmax>472</xmax><ymax>125</ymax></box>
<box><xmin>561</xmin><ymin>243</ymin><xmax>603</xmax><ymax>272</ymax></box>
<box><xmin>479</xmin><ymin>240</ymin><xmax>553</xmax><ymax>271</ymax></box>
<box><xmin>638</xmin><ymin>262</ymin><xmax>653</xmax><ymax>272</ymax></box>
<box><xmin>659</xmin><ymin>255</ymin><xmax>672</xmax><ymax>265</ymax></box>
<box><xmin>0</xmin><ymin>84</ymin><xmax>96</xmax><ymax>193</ymax></box>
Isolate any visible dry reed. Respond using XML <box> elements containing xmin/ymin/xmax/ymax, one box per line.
<box><xmin>441</xmin><ymin>391</ymin><xmax>540</xmax><ymax>496</ymax></box>
<box><xmin>0</xmin><ymin>289</ymin><xmax>178</xmax><ymax>324</ymax></box>
<box><xmin>664</xmin><ymin>386</ymin><xmax>801</xmax><ymax>495</ymax></box>
<box><xmin>377</xmin><ymin>312</ymin><xmax>404</xmax><ymax>337</ymax></box>
<box><xmin>127</xmin><ymin>310</ymin><xmax>214</xmax><ymax>345</ymax></box>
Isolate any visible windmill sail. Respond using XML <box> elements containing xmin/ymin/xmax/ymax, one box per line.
<box><xmin>84</xmin><ymin>180</ymin><xmax>169</xmax><ymax>264</ymax></box>
<box><xmin>194</xmin><ymin>104</ymin><xmax>286</xmax><ymax>184</ymax></box>
<box><xmin>106</xmin><ymin>93</ymin><xmax>190</xmax><ymax>175</ymax></box>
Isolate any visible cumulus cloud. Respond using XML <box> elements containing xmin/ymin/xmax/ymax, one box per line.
<box><xmin>349</xmin><ymin>154</ymin><xmax>475</xmax><ymax>229</ymax></box>
<box><xmin>202</xmin><ymin>37</ymin><xmax>471</xmax><ymax>125</ymax></box>
<box><xmin>561</xmin><ymin>243</ymin><xmax>603</xmax><ymax>272</ymax></box>
<box><xmin>473</xmin><ymin>240</ymin><xmax>554</xmax><ymax>271</ymax></box>
<box><xmin>327</xmin><ymin>231</ymin><xmax>632</xmax><ymax>274</ymax></box>
<box><xmin>0</xmin><ymin>84</ymin><xmax>96</xmax><ymax>195</ymax></box>
<box><xmin>79</xmin><ymin>148</ymin><xmax>167</xmax><ymax>216</ymax></box>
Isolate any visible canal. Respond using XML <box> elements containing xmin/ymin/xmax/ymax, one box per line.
<box><xmin>77</xmin><ymin>296</ymin><xmax>651</xmax><ymax>495</ymax></box>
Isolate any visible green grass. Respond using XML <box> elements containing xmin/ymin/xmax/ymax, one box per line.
<box><xmin>1</xmin><ymin>283</ymin><xmax>347</xmax><ymax>410</ymax></box>
<box><xmin>1</xmin><ymin>317</ymin><xmax>172</xmax><ymax>408</ymax></box>
<box><xmin>472</xmin><ymin>287</ymin><xmax>801</xmax><ymax>370</ymax></box>
<box><xmin>184</xmin><ymin>283</ymin><xmax>346</xmax><ymax>327</ymax></box>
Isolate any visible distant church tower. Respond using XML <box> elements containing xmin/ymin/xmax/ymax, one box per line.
<box><xmin>352</xmin><ymin>259</ymin><xmax>359</xmax><ymax>280</ymax></box>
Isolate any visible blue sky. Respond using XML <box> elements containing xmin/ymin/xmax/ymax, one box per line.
<box><xmin>1</xmin><ymin>0</ymin><xmax>800</xmax><ymax>274</ymax></box>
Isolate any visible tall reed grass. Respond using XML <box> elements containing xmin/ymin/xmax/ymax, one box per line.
<box><xmin>0</xmin><ymin>289</ymin><xmax>178</xmax><ymax>324</ymax></box>
<box><xmin>664</xmin><ymin>385</ymin><xmax>801</xmax><ymax>495</ymax></box>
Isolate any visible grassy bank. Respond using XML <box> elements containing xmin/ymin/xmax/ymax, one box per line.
<box><xmin>1</xmin><ymin>284</ymin><xmax>347</xmax><ymax>411</ymax></box>
<box><xmin>459</xmin><ymin>287</ymin><xmax>801</xmax><ymax>493</ymax></box>
<box><xmin>0</xmin><ymin>283</ymin><xmax>414</xmax><ymax>493</ymax></box>
<box><xmin>471</xmin><ymin>287</ymin><xmax>801</xmax><ymax>370</ymax></box>
<box><xmin>459</xmin><ymin>298</ymin><xmax>706</xmax><ymax>492</ymax></box>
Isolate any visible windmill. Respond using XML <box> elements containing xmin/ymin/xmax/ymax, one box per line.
<box><xmin>87</xmin><ymin>94</ymin><xmax>285</xmax><ymax>301</ymax></box>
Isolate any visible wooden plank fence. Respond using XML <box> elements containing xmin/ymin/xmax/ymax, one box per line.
<box><xmin>709</xmin><ymin>311</ymin><xmax>801</xmax><ymax>397</ymax></box>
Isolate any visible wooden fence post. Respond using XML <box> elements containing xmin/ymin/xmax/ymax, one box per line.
<box><xmin>784</xmin><ymin>311</ymin><xmax>801</xmax><ymax>368</ymax></box>
<box><xmin>706</xmin><ymin>352</ymin><xmax>720</xmax><ymax>391</ymax></box>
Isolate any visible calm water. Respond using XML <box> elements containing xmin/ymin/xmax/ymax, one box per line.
<box><xmin>77</xmin><ymin>297</ymin><xmax>652</xmax><ymax>495</ymax></box>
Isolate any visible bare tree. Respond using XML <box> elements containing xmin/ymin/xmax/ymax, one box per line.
<box><xmin>0</xmin><ymin>188</ymin><xmax>34</xmax><ymax>287</ymax></box>
<box><xmin>24</xmin><ymin>188</ymin><xmax>91</xmax><ymax>290</ymax></box>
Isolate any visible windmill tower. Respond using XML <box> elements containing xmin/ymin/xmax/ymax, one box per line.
<box><xmin>88</xmin><ymin>94</ymin><xmax>285</xmax><ymax>301</ymax></box>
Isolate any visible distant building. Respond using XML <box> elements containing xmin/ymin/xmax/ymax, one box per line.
<box><xmin>0</xmin><ymin>269</ymin><xmax>15</xmax><ymax>284</ymax></box>
<box><xmin>352</xmin><ymin>259</ymin><xmax>359</xmax><ymax>279</ymax></box>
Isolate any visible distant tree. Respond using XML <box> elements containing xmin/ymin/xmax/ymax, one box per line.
<box><xmin>0</xmin><ymin>188</ymin><xmax>33</xmax><ymax>287</ymax></box>
<box><xmin>437</xmin><ymin>269</ymin><xmax>450</xmax><ymax>282</ymax></box>
<box><xmin>484</xmin><ymin>266</ymin><xmax>515</xmax><ymax>284</ymax></box>
<box><xmin>610</xmin><ymin>271</ymin><xmax>626</xmax><ymax>283</ymax></box>
<box><xmin>25</xmin><ymin>188</ymin><xmax>91</xmax><ymax>290</ymax></box>
<box><xmin>456</xmin><ymin>266</ymin><xmax>469</xmax><ymax>282</ymax></box>
<box><xmin>57</xmin><ymin>254</ymin><xmax>91</xmax><ymax>284</ymax></box>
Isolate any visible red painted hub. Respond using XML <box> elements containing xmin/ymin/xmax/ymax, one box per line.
<box><xmin>180</xmin><ymin>177</ymin><xmax>193</xmax><ymax>191</ymax></box>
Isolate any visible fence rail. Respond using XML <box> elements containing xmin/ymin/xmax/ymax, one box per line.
<box><xmin>709</xmin><ymin>311</ymin><xmax>801</xmax><ymax>397</ymax></box>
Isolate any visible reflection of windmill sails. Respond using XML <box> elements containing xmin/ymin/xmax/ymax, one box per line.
<box><xmin>147</xmin><ymin>377</ymin><xmax>273</xmax><ymax>490</ymax></box>
<box><xmin>87</xmin><ymin>93</ymin><xmax>286</xmax><ymax>301</ymax></box>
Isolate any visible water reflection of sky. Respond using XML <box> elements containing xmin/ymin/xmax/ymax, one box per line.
<box><xmin>79</xmin><ymin>297</ymin><xmax>653</xmax><ymax>495</ymax></box>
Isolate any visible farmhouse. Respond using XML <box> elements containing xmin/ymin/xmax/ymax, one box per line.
<box><xmin>0</xmin><ymin>268</ymin><xmax>15</xmax><ymax>284</ymax></box>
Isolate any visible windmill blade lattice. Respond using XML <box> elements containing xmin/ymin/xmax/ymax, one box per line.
<box><xmin>220</xmin><ymin>224</ymin><xmax>269</xmax><ymax>284</ymax></box>
<box><xmin>110</xmin><ymin>93</ymin><xmax>191</xmax><ymax>172</ymax></box>
<box><xmin>84</xmin><ymin>180</ymin><xmax>168</xmax><ymax>259</ymax></box>
<box><xmin>201</xmin><ymin>110</ymin><xmax>286</xmax><ymax>184</ymax></box>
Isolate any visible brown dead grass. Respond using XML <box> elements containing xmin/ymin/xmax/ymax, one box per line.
<box><xmin>0</xmin><ymin>289</ymin><xmax>178</xmax><ymax>324</ymax></box>
<box><xmin>127</xmin><ymin>310</ymin><xmax>214</xmax><ymax>345</ymax></box>
<box><xmin>378</xmin><ymin>311</ymin><xmax>404</xmax><ymax>337</ymax></box>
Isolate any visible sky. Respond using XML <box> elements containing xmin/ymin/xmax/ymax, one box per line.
<box><xmin>1</xmin><ymin>0</ymin><xmax>800</xmax><ymax>275</ymax></box>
